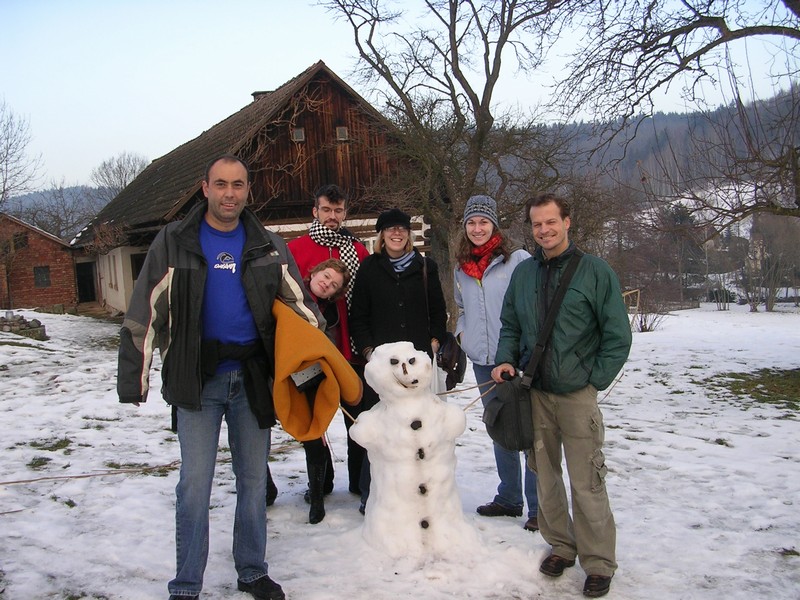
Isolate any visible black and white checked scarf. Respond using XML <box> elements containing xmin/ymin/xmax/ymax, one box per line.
<box><xmin>308</xmin><ymin>219</ymin><xmax>361</xmax><ymax>309</ymax></box>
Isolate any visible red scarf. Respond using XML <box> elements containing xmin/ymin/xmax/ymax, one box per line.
<box><xmin>460</xmin><ymin>233</ymin><xmax>502</xmax><ymax>280</ymax></box>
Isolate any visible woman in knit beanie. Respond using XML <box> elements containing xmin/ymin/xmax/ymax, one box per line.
<box><xmin>454</xmin><ymin>194</ymin><xmax>540</xmax><ymax>532</ymax></box>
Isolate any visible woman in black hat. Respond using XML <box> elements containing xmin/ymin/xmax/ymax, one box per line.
<box><xmin>348</xmin><ymin>207</ymin><xmax>448</xmax><ymax>512</ymax></box>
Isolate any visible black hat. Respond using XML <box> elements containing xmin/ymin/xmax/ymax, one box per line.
<box><xmin>375</xmin><ymin>208</ymin><xmax>412</xmax><ymax>232</ymax></box>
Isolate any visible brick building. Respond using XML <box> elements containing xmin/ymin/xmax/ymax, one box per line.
<box><xmin>0</xmin><ymin>213</ymin><xmax>78</xmax><ymax>310</ymax></box>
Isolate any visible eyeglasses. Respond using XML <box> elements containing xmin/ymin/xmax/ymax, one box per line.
<box><xmin>384</xmin><ymin>226</ymin><xmax>409</xmax><ymax>234</ymax></box>
<box><xmin>317</xmin><ymin>206</ymin><xmax>345</xmax><ymax>216</ymax></box>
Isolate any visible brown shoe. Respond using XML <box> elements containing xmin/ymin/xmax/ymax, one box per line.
<box><xmin>523</xmin><ymin>516</ymin><xmax>539</xmax><ymax>531</ymax></box>
<box><xmin>583</xmin><ymin>574</ymin><xmax>612</xmax><ymax>597</ymax></box>
<box><xmin>539</xmin><ymin>554</ymin><xmax>576</xmax><ymax>577</ymax></box>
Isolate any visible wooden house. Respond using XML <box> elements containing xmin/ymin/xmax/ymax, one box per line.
<box><xmin>72</xmin><ymin>61</ymin><xmax>415</xmax><ymax>314</ymax></box>
<box><xmin>0</xmin><ymin>213</ymin><xmax>78</xmax><ymax>310</ymax></box>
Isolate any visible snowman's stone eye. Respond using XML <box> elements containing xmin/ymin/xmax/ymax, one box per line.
<box><xmin>390</xmin><ymin>358</ymin><xmax>399</xmax><ymax>365</ymax></box>
<box><xmin>409</xmin><ymin>357</ymin><xmax>416</xmax><ymax>364</ymax></box>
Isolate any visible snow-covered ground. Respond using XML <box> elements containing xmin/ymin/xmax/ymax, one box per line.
<box><xmin>1</xmin><ymin>302</ymin><xmax>798</xmax><ymax>599</ymax></box>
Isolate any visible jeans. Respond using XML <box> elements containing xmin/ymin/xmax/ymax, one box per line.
<box><xmin>474</xmin><ymin>363</ymin><xmax>538</xmax><ymax>517</ymax></box>
<box><xmin>168</xmin><ymin>370</ymin><xmax>271</xmax><ymax>596</ymax></box>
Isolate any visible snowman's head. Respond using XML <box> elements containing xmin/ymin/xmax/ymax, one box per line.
<box><xmin>365</xmin><ymin>341</ymin><xmax>432</xmax><ymax>399</ymax></box>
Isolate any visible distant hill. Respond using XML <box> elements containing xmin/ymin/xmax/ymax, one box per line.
<box><xmin>4</xmin><ymin>185</ymin><xmax>105</xmax><ymax>241</ymax></box>
<box><xmin>559</xmin><ymin>87</ymin><xmax>799</xmax><ymax>187</ymax></box>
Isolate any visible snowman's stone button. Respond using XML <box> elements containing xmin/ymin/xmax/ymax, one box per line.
<box><xmin>417</xmin><ymin>448</ymin><xmax>425</xmax><ymax>459</ymax></box>
<box><xmin>411</xmin><ymin>420</ymin><xmax>422</xmax><ymax>430</ymax></box>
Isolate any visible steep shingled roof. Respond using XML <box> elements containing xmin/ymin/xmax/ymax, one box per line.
<box><xmin>73</xmin><ymin>60</ymin><xmax>383</xmax><ymax>247</ymax></box>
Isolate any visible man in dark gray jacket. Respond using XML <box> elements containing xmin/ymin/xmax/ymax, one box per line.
<box><xmin>492</xmin><ymin>192</ymin><xmax>631</xmax><ymax>599</ymax></box>
<box><xmin>117</xmin><ymin>154</ymin><xmax>322</xmax><ymax>600</ymax></box>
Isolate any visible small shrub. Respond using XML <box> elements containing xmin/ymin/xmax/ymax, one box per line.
<box><xmin>631</xmin><ymin>294</ymin><xmax>667</xmax><ymax>333</ymax></box>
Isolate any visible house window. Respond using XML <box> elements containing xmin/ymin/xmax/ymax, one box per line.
<box><xmin>34</xmin><ymin>266</ymin><xmax>51</xmax><ymax>288</ymax></box>
<box><xmin>13</xmin><ymin>232</ymin><xmax>29</xmax><ymax>250</ymax></box>
<box><xmin>335</xmin><ymin>126</ymin><xmax>349</xmax><ymax>141</ymax></box>
<box><xmin>291</xmin><ymin>127</ymin><xmax>305</xmax><ymax>142</ymax></box>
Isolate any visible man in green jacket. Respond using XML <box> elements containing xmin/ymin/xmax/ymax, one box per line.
<box><xmin>492</xmin><ymin>192</ymin><xmax>631</xmax><ymax>598</ymax></box>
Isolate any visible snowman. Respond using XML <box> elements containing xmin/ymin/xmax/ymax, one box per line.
<box><xmin>349</xmin><ymin>341</ymin><xmax>479</xmax><ymax>559</ymax></box>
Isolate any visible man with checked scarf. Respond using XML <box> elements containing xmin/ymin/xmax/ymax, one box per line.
<box><xmin>286</xmin><ymin>184</ymin><xmax>370</xmax><ymax>498</ymax></box>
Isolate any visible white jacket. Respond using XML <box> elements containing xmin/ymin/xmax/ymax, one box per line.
<box><xmin>454</xmin><ymin>248</ymin><xmax>530</xmax><ymax>367</ymax></box>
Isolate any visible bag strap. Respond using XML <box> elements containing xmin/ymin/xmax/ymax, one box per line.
<box><xmin>422</xmin><ymin>255</ymin><xmax>432</xmax><ymax>336</ymax></box>
<box><xmin>520</xmin><ymin>249</ymin><xmax>584</xmax><ymax>388</ymax></box>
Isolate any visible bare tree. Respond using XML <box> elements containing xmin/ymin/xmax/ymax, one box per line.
<box><xmin>0</xmin><ymin>100</ymin><xmax>41</xmax><ymax>209</ymax></box>
<box><xmin>749</xmin><ymin>213</ymin><xmax>800</xmax><ymax>309</ymax></box>
<box><xmin>555</xmin><ymin>1</ymin><xmax>800</xmax><ymax>229</ymax></box>
<box><xmin>557</xmin><ymin>1</ymin><xmax>800</xmax><ymax>125</ymax></box>
<box><xmin>0</xmin><ymin>232</ymin><xmax>21</xmax><ymax>309</ymax></box>
<box><xmin>321</xmin><ymin>1</ymin><xmax>581</xmax><ymax>273</ymax></box>
<box><xmin>637</xmin><ymin>85</ymin><xmax>800</xmax><ymax>232</ymax></box>
<box><xmin>90</xmin><ymin>151</ymin><xmax>148</xmax><ymax>206</ymax></box>
<box><xmin>6</xmin><ymin>180</ymin><xmax>105</xmax><ymax>241</ymax></box>
<box><xmin>83</xmin><ymin>220</ymin><xmax>130</xmax><ymax>256</ymax></box>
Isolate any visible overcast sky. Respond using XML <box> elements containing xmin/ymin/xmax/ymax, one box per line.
<box><xmin>1</xmin><ymin>0</ymin><xmax>786</xmax><ymax>189</ymax></box>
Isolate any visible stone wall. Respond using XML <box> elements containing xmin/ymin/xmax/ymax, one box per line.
<box><xmin>0</xmin><ymin>312</ymin><xmax>48</xmax><ymax>341</ymax></box>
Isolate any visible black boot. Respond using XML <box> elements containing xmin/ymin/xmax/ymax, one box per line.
<box><xmin>266</xmin><ymin>464</ymin><xmax>278</xmax><ymax>507</ymax></box>
<box><xmin>323</xmin><ymin>444</ymin><xmax>335</xmax><ymax>494</ymax></box>
<box><xmin>307</xmin><ymin>462</ymin><xmax>327</xmax><ymax>524</ymax></box>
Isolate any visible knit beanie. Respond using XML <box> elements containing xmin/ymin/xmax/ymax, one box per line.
<box><xmin>463</xmin><ymin>195</ymin><xmax>499</xmax><ymax>228</ymax></box>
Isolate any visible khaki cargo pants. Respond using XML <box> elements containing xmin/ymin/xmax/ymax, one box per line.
<box><xmin>528</xmin><ymin>384</ymin><xmax>617</xmax><ymax>577</ymax></box>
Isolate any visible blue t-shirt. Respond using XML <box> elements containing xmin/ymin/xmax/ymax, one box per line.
<box><xmin>200</xmin><ymin>219</ymin><xmax>258</xmax><ymax>373</ymax></box>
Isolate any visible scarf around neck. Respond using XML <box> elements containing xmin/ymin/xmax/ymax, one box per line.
<box><xmin>308</xmin><ymin>219</ymin><xmax>360</xmax><ymax>307</ymax></box>
<box><xmin>460</xmin><ymin>233</ymin><xmax>502</xmax><ymax>280</ymax></box>
<box><xmin>389</xmin><ymin>251</ymin><xmax>415</xmax><ymax>273</ymax></box>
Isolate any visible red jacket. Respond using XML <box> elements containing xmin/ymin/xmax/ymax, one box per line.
<box><xmin>288</xmin><ymin>230</ymin><xmax>370</xmax><ymax>361</ymax></box>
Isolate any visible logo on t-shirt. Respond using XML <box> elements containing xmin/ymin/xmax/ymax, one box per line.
<box><xmin>213</xmin><ymin>251</ymin><xmax>237</xmax><ymax>274</ymax></box>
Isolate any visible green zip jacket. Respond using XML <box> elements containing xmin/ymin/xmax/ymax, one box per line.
<box><xmin>495</xmin><ymin>244</ymin><xmax>632</xmax><ymax>394</ymax></box>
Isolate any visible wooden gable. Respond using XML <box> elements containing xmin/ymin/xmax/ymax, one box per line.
<box><xmin>74</xmin><ymin>61</ymin><xmax>399</xmax><ymax>249</ymax></box>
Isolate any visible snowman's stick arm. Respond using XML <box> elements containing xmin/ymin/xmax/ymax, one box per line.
<box><xmin>462</xmin><ymin>381</ymin><xmax>497</xmax><ymax>412</ymax></box>
<box><xmin>341</xmin><ymin>405</ymin><xmax>357</xmax><ymax>423</ymax></box>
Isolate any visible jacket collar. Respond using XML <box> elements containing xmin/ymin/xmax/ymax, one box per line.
<box><xmin>533</xmin><ymin>241</ymin><xmax>577</xmax><ymax>266</ymax></box>
<box><xmin>173</xmin><ymin>200</ymin><xmax>274</xmax><ymax>255</ymax></box>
